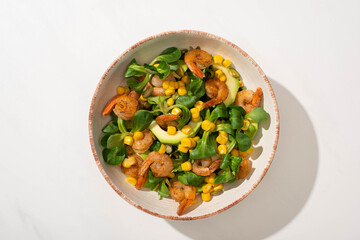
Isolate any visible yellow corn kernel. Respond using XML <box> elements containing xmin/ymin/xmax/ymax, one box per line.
<box><xmin>122</xmin><ymin>156</ymin><xmax>136</xmax><ymax>168</ymax></box>
<box><xmin>165</xmin><ymin>88</ymin><xmax>175</xmax><ymax>96</ymax></box>
<box><xmin>178</xmin><ymin>144</ymin><xmax>189</xmax><ymax>153</ymax></box>
<box><xmin>174</xmin><ymin>81</ymin><xmax>179</xmax><ymax>89</ymax></box>
<box><xmin>181</xmin><ymin>138</ymin><xmax>192</xmax><ymax>148</ymax></box>
<box><xmin>124</xmin><ymin>87</ymin><xmax>130</xmax><ymax>94</ymax></box>
<box><xmin>213</xmin><ymin>183</ymin><xmax>223</xmax><ymax>192</ymax></box>
<box><xmin>157</xmin><ymin>144</ymin><xmax>165</xmax><ymax>154</ymax></box>
<box><xmin>140</xmin><ymin>95</ymin><xmax>147</xmax><ymax>101</ymax></box>
<box><xmin>181</xmin><ymin>125</ymin><xmax>193</xmax><ymax>135</ymax></box>
<box><xmin>166</xmin><ymin>97</ymin><xmax>174</xmax><ymax>106</ymax></box>
<box><xmin>213</xmin><ymin>55</ymin><xmax>223</xmax><ymax>65</ymax></box>
<box><xmin>201</xmin><ymin>120</ymin><xmax>213</xmax><ymax>131</ymax></box>
<box><xmin>117</xmin><ymin>86</ymin><xmax>125</xmax><ymax>95</ymax></box>
<box><xmin>216</xmin><ymin>134</ymin><xmax>228</xmax><ymax>145</ymax></box>
<box><xmin>241</xmin><ymin>120</ymin><xmax>250</xmax><ymax>130</ymax></box>
<box><xmin>205</xmin><ymin>173</ymin><xmax>216</xmax><ymax>185</ymax></box>
<box><xmin>181</xmin><ymin>161</ymin><xmax>192</xmax><ymax>171</ymax></box>
<box><xmin>133</xmin><ymin>131</ymin><xmax>144</xmax><ymax>141</ymax></box>
<box><xmin>178</xmin><ymin>87</ymin><xmax>187</xmax><ymax>96</ymax></box>
<box><xmin>218</xmin><ymin>144</ymin><xmax>227</xmax><ymax>155</ymax></box>
<box><xmin>171</xmin><ymin>107</ymin><xmax>182</xmax><ymax>115</ymax></box>
<box><xmin>168</xmin><ymin>172</ymin><xmax>175</xmax><ymax>178</ymax></box>
<box><xmin>191</xmin><ymin>198</ymin><xmax>198</xmax><ymax>205</ymax></box>
<box><xmin>181</xmin><ymin>75</ymin><xmax>190</xmax><ymax>84</ymax></box>
<box><xmin>126</xmin><ymin>177</ymin><xmax>137</xmax><ymax>186</ymax></box>
<box><xmin>219</xmin><ymin>131</ymin><xmax>228</xmax><ymax>137</ymax></box>
<box><xmin>239</xmin><ymin>145</ymin><xmax>254</xmax><ymax>157</ymax></box>
<box><xmin>162</xmin><ymin>80</ymin><xmax>170</xmax><ymax>89</ymax></box>
<box><xmin>210</xmin><ymin>122</ymin><xmax>216</xmax><ymax>131</ymax></box>
<box><xmin>219</xmin><ymin>74</ymin><xmax>227</xmax><ymax>82</ymax></box>
<box><xmin>123</xmin><ymin>136</ymin><xmax>134</xmax><ymax>146</ymax></box>
<box><xmin>167</xmin><ymin>126</ymin><xmax>177</xmax><ymax>135</ymax></box>
<box><xmin>190</xmin><ymin>138</ymin><xmax>196</xmax><ymax>148</ymax></box>
<box><xmin>169</xmin><ymin>81</ymin><xmax>176</xmax><ymax>90</ymax></box>
<box><xmin>194</xmin><ymin>101</ymin><xmax>204</xmax><ymax>111</ymax></box>
<box><xmin>192</xmin><ymin>117</ymin><xmax>201</xmax><ymax>122</ymax></box>
<box><xmin>178</xmin><ymin>81</ymin><xmax>185</xmax><ymax>88</ymax></box>
<box><xmin>231</xmin><ymin>148</ymin><xmax>240</xmax><ymax>156</ymax></box>
<box><xmin>193</xmin><ymin>136</ymin><xmax>200</xmax><ymax>142</ymax></box>
<box><xmin>223</xmin><ymin>59</ymin><xmax>232</xmax><ymax>68</ymax></box>
<box><xmin>153</xmin><ymin>63</ymin><xmax>160</xmax><ymax>68</ymax></box>
<box><xmin>190</xmin><ymin>108</ymin><xmax>200</xmax><ymax>119</ymax></box>
<box><xmin>202</xmin><ymin>183</ymin><xmax>213</xmax><ymax>194</ymax></box>
<box><xmin>201</xmin><ymin>192</ymin><xmax>211</xmax><ymax>202</ymax></box>
<box><xmin>215</xmin><ymin>69</ymin><xmax>223</xmax><ymax>78</ymax></box>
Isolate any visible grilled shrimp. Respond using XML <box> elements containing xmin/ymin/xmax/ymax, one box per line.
<box><xmin>202</xmin><ymin>78</ymin><xmax>229</xmax><ymax>108</ymax></box>
<box><xmin>234</xmin><ymin>88</ymin><xmax>263</xmax><ymax>113</ymax></box>
<box><xmin>152</xmin><ymin>87</ymin><xmax>166</xmax><ymax>96</ymax></box>
<box><xmin>237</xmin><ymin>157</ymin><xmax>252</xmax><ymax>179</ymax></box>
<box><xmin>121</xmin><ymin>154</ymin><xmax>143</xmax><ymax>178</ymax></box>
<box><xmin>155</xmin><ymin>114</ymin><xmax>180</xmax><ymax>129</ymax></box>
<box><xmin>169</xmin><ymin>180</ymin><xmax>196</xmax><ymax>216</ymax></box>
<box><xmin>112</xmin><ymin>95</ymin><xmax>139</xmax><ymax>120</ymax></box>
<box><xmin>132</xmin><ymin>129</ymin><xmax>153</xmax><ymax>154</ymax></box>
<box><xmin>184</xmin><ymin>49</ymin><xmax>213</xmax><ymax>79</ymax></box>
<box><xmin>135</xmin><ymin>151</ymin><xmax>173</xmax><ymax>189</ymax></box>
<box><xmin>151</xmin><ymin>73</ymin><xmax>175</xmax><ymax>87</ymax></box>
<box><xmin>192</xmin><ymin>158</ymin><xmax>222</xmax><ymax>176</ymax></box>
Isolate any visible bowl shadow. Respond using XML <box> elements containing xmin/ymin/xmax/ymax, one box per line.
<box><xmin>165</xmin><ymin>79</ymin><xmax>319</xmax><ymax>240</ymax></box>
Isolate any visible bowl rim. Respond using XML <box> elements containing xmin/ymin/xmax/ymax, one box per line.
<box><xmin>88</xmin><ymin>30</ymin><xmax>280</xmax><ymax>220</ymax></box>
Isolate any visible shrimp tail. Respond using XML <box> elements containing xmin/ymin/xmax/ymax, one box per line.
<box><xmin>102</xmin><ymin>95</ymin><xmax>122</xmax><ymax>117</ymax></box>
<box><xmin>177</xmin><ymin>199</ymin><xmax>193</xmax><ymax>216</ymax></box>
<box><xmin>202</xmin><ymin>98</ymin><xmax>223</xmax><ymax>108</ymax></box>
<box><xmin>135</xmin><ymin>171</ymin><xmax>148</xmax><ymax>190</ymax></box>
<box><xmin>209</xmin><ymin>159</ymin><xmax>222</xmax><ymax>172</ymax></box>
<box><xmin>252</xmin><ymin>88</ymin><xmax>263</xmax><ymax>107</ymax></box>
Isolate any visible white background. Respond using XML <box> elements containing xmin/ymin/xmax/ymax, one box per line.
<box><xmin>1</xmin><ymin>0</ymin><xmax>360</xmax><ymax>239</ymax></box>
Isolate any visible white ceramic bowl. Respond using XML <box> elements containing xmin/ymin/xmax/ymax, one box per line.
<box><xmin>89</xmin><ymin>30</ymin><xmax>279</xmax><ymax>220</ymax></box>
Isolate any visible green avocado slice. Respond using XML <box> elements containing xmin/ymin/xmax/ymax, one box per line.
<box><xmin>212</xmin><ymin>64</ymin><xmax>240</xmax><ymax>106</ymax></box>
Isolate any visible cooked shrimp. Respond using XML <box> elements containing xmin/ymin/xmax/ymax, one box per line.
<box><xmin>192</xmin><ymin>158</ymin><xmax>222</xmax><ymax>176</ymax></box>
<box><xmin>237</xmin><ymin>157</ymin><xmax>252</xmax><ymax>179</ymax></box>
<box><xmin>112</xmin><ymin>94</ymin><xmax>139</xmax><ymax>120</ymax></box>
<box><xmin>102</xmin><ymin>95</ymin><xmax>123</xmax><ymax>117</ymax></box>
<box><xmin>151</xmin><ymin>74</ymin><xmax>175</xmax><ymax>87</ymax></box>
<box><xmin>202</xmin><ymin>78</ymin><xmax>229</xmax><ymax>108</ymax></box>
<box><xmin>128</xmin><ymin>90</ymin><xmax>139</xmax><ymax>100</ymax></box>
<box><xmin>155</xmin><ymin>114</ymin><xmax>180</xmax><ymax>129</ymax></box>
<box><xmin>234</xmin><ymin>88</ymin><xmax>263</xmax><ymax>113</ymax></box>
<box><xmin>152</xmin><ymin>87</ymin><xmax>166</xmax><ymax>96</ymax></box>
<box><xmin>169</xmin><ymin>180</ymin><xmax>196</xmax><ymax>216</ymax></box>
<box><xmin>121</xmin><ymin>154</ymin><xmax>143</xmax><ymax>178</ymax></box>
<box><xmin>132</xmin><ymin>129</ymin><xmax>153</xmax><ymax>154</ymax></box>
<box><xmin>135</xmin><ymin>151</ymin><xmax>173</xmax><ymax>189</ymax></box>
<box><xmin>184</xmin><ymin>49</ymin><xmax>213</xmax><ymax>79</ymax></box>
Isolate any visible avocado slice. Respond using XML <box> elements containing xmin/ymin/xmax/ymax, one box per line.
<box><xmin>149</xmin><ymin>120</ymin><xmax>202</xmax><ymax>145</ymax></box>
<box><xmin>212</xmin><ymin>64</ymin><xmax>240</xmax><ymax>106</ymax></box>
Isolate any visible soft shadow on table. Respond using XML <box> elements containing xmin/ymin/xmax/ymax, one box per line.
<box><xmin>166</xmin><ymin>79</ymin><xmax>319</xmax><ymax>240</ymax></box>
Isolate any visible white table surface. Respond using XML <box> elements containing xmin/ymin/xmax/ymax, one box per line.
<box><xmin>1</xmin><ymin>0</ymin><xmax>360</xmax><ymax>239</ymax></box>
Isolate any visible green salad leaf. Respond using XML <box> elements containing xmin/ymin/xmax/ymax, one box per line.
<box><xmin>229</xmin><ymin>106</ymin><xmax>245</xmax><ymax>130</ymax></box>
<box><xmin>151</xmin><ymin>47</ymin><xmax>181</xmax><ymax>64</ymax></box>
<box><xmin>102</xmin><ymin>122</ymin><xmax>118</xmax><ymax>134</ymax></box>
<box><xmin>102</xmin><ymin>143</ymin><xmax>127</xmax><ymax>165</ymax></box>
<box><xmin>174</xmin><ymin>104</ymin><xmax>191</xmax><ymax>129</ymax></box>
<box><xmin>189</xmin><ymin>77</ymin><xmax>205</xmax><ymax>98</ymax></box>
<box><xmin>219</xmin><ymin>153</ymin><xmax>230</xmax><ymax>170</ymax></box>
<box><xmin>245</xmin><ymin>122</ymin><xmax>258</xmax><ymax>139</ymax></box>
<box><xmin>126</xmin><ymin>74</ymin><xmax>153</xmax><ymax>94</ymax></box>
<box><xmin>245</xmin><ymin>108</ymin><xmax>268</xmax><ymax>123</ymax></box>
<box><xmin>117</xmin><ymin>118</ymin><xmax>128</xmax><ymax>134</ymax></box>
<box><xmin>148</xmin><ymin>171</ymin><xmax>163</xmax><ymax>190</ymax></box>
<box><xmin>176</xmin><ymin>95</ymin><xmax>197</xmax><ymax>108</ymax></box>
<box><xmin>131</xmin><ymin>110</ymin><xmax>154</xmax><ymax>133</ymax></box>
<box><xmin>209</xmin><ymin>103</ymin><xmax>228</xmax><ymax>121</ymax></box>
<box><xmin>158</xmin><ymin>181</ymin><xmax>170</xmax><ymax>198</ymax></box>
<box><xmin>178</xmin><ymin>171</ymin><xmax>205</xmax><ymax>186</ymax></box>
<box><xmin>236</xmin><ymin>131</ymin><xmax>252</xmax><ymax>152</ymax></box>
<box><xmin>100</xmin><ymin>133</ymin><xmax>111</xmax><ymax>147</ymax></box>
<box><xmin>190</xmin><ymin>131</ymin><xmax>217</xmax><ymax>159</ymax></box>
<box><xmin>107</xmin><ymin>133</ymin><xmax>125</xmax><ymax>149</ymax></box>
<box><xmin>215</xmin><ymin>122</ymin><xmax>234</xmax><ymax>136</ymax></box>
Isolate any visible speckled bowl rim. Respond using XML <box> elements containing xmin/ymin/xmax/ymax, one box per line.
<box><xmin>89</xmin><ymin>30</ymin><xmax>280</xmax><ymax>220</ymax></box>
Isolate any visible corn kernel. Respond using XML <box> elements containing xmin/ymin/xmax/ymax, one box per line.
<box><xmin>140</xmin><ymin>95</ymin><xmax>147</xmax><ymax>101</ymax></box>
<box><xmin>193</xmin><ymin>136</ymin><xmax>200</xmax><ymax>142</ymax></box>
<box><xmin>202</xmin><ymin>183</ymin><xmax>213</xmax><ymax>194</ymax></box>
<box><xmin>215</xmin><ymin>69</ymin><xmax>223</xmax><ymax>78</ymax></box>
<box><xmin>167</xmin><ymin>126</ymin><xmax>177</xmax><ymax>135</ymax></box>
<box><xmin>205</xmin><ymin>173</ymin><xmax>216</xmax><ymax>185</ymax></box>
<box><xmin>223</xmin><ymin>59</ymin><xmax>232</xmax><ymax>68</ymax></box>
<box><xmin>201</xmin><ymin>192</ymin><xmax>211</xmax><ymax>202</ymax></box>
<box><xmin>190</xmin><ymin>108</ymin><xmax>200</xmax><ymax>118</ymax></box>
<box><xmin>241</xmin><ymin>120</ymin><xmax>250</xmax><ymax>130</ymax></box>
<box><xmin>117</xmin><ymin>86</ymin><xmax>125</xmax><ymax>95</ymax></box>
<box><xmin>181</xmin><ymin>75</ymin><xmax>190</xmax><ymax>84</ymax></box>
<box><xmin>181</xmin><ymin>138</ymin><xmax>192</xmax><ymax>148</ymax></box>
<box><xmin>219</xmin><ymin>74</ymin><xmax>227</xmax><ymax>82</ymax></box>
<box><xmin>219</xmin><ymin>131</ymin><xmax>228</xmax><ymax>137</ymax></box>
<box><xmin>178</xmin><ymin>144</ymin><xmax>189</xmax><ymax>153</ymax></box>
<box><xmin>122</xmin><ymin>156</ymin><xmax>136</xmax><ymax>168</ymax></box>
<box><xmin>218</xmin><ymin>144</ymin><xmax>227</xmax><ymax>155</ymax></box>
<box><xmin>124</xmin><ymin>136</ymin><xmax>134</xmax><ymax>146</ymax></box>
<box><xmin>213</xmin><ymin>55</ymin><xmax>223</xmax><ymax>65</ymax></box>
<box><xmin>194</xmin><ymin>101</ymin><xmax>204</xmax><ymax>111</ymax></box>
<box><xmin>133</xmin><ymin>131</ymin><xmax>144</xmax><ymax>141</ymax></box>
<box><xmin>166</xmin><ymin>97</ymin><xmax>174</xmax><ymax>106</ymax></box>
<box><xmin>210</xmin><ymin>122</ymin><xmax>216</xmax><ymax>131</ymax></box>
<box><xmin>178</xmin><ymin>81</ymin><xmax>185</xmax><ymax>88</ymax></box>
<box><xmin>154</xmin><ymin>63</ymin><xmax>160</xmax><ymax>68</ymax></box>
<box><xmin>181</xmin><ymin>161</ymin><xmax>192</xmax><ymax>171</ymax></box>
<box><xmin>162</xmin><ymin>80</ymin><xmax>170</xmax><ymax>89</ymax></box>
<box><xmin>201</xmin><ymin>120</ymin><xmax>213</xmax><ymax>131</ymax></box>
<box><xmin>213</xmin><ymin>183</ymin><xmax>223</xmax><ymax>192</ymax></box>
<box><xmin>216</xmin><ymin>134</ymin><xmax>228</xmax><ymax>145</ymax></box>
<box><xmin>191</xmin><ymin>116</ymin><xmax>201</xmax><ymax>122</ymax></box>
<box><xmin>171</xmin><ymin>107</ymin><xmax>182</xmax><ymax>115</ymax></box>
<box><xmin>126</xmin><ymin>177</ymin><xmax>137</xmax><ymax>186</ymax></box>
<box><xmin>178</xmin><ymin>87</ymin><xmax>187</xmax><ymax>96</ymax></box>
<box><xmin>190</xmin><ymin>138</ymin><xmax>196</xmax><ymax>148</ymax></box>
<box><xmin>239</xmin><ymin>145</ymin><xmax>254</xmax><ymax>157</ymax></box>
<box><xmin>165</xmin><ymin>88</ymin><xmax>175</xmax><ymax>96</ymax></box>
<box><xmin>158</xmin><ymin>144</ymin><xmax>166</xmax><ymax>154</ymax></box>
<box><xmin>181</xmin><ymin>125</ymin><xmax>193</xmax><ymax>135</ymax></box>
<box><xmin>124</xmin><ymin>87</ymin><xmax>130</xmax><ymax>94</ymax></box>
<box><xmin>174</xmin><ymin>81</ymin><xmax>179</xmax><ymax>89</ymax></box>
<box><xmin>231</xmin><ymin>148</ymin><xmax>240</xmax><ymax>156</ymax></box>
<box><xmin>168</xmin><ymin>172</ymin><xmax>175</xmax><ymax>178</ymax></box>
<box><xmin>169</xmin><ymin>81</ymin><xmax>176</xmax><ymax>90</ymax></box>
